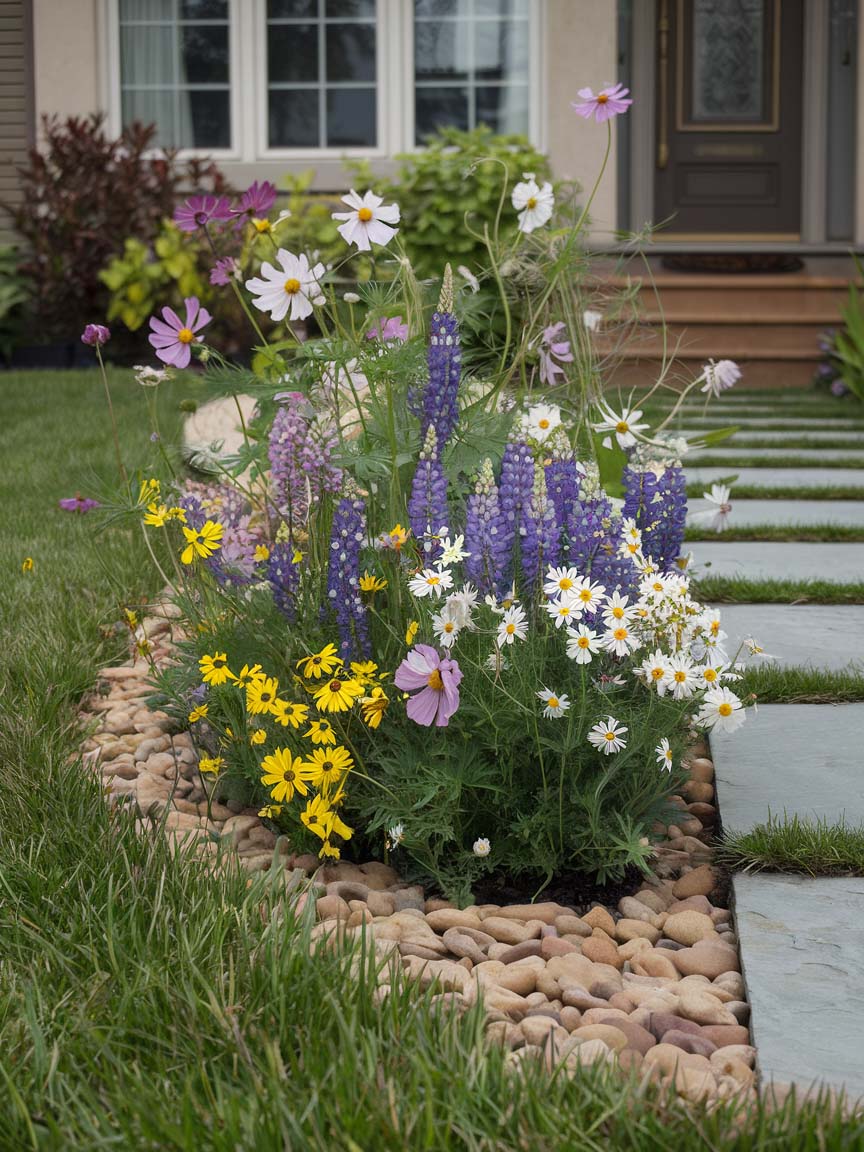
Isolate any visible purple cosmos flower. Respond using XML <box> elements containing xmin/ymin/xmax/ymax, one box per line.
<box><xmin>81</xmin><ymin>324</ymin><xmax>110</xmax><ymax>347</ymax></box>
<box><xmin>538</xmin><ymin>321</ymin><xmax>574</xmax><ymax>386</ymax></box>
<box><xmin>394</xmin><ymin>645</ymin><xmax>462</xmax><ymax>728</ymax></box>
<box><xmin>572</xmin><ymin>83</ymin><xmax>633</xmax><ymax>123</ymax></box>
<box><xmin>59</xmin><ymin>494</ymin><xmax>100</xmax><ymax>513</ymax></box>
<box><xmin>230</xmin><ymin>180</ymin><xmax>277</xmax><ymax>221</ymax></box>
<box><xmin>210</xmin><ymin>256</ymin><xmax>240</xmax><ymax>286</ymax></box>
<box><xmin>366</xmin><ymin>315</ymin><xmax>410</xmax><ymax>343</ymax></box>
<box><xmin>148</xmin><ymin>297</ymin><xmax>211</xmax><ymax>369</ymax></box>
<box><xmin>173</xmin><ymin>195</ymin><xmax>233</xmax><ymax>233</ymax></box>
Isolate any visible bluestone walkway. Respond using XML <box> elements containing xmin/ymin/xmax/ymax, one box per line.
<box><xmin>688</xmin><ymin>499</ymin><xmax>864</xmax><ymax>526</ymax></box>
<box><xmin>691</xmin><ymin>541</ymin><xmax>864</xmax><ymax>582</ymax></box>
<box><xmin>686</xmin><ymin>467</ymin><xmax>864</xmax><ymax>489</ymax></box>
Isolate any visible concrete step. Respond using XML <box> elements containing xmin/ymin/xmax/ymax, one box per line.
<box><xmin>691</xmin><ymin>541</ymin><xmax>864</xmax><ymax>582</ymax></box>
<box><xmin>711</xmin><ymin>604</ymin><xmax>864</xmax><ymax>671</ymax></box>
<box><xmin>687</xmin><ymin>499</ymin><xmax>864</xmax><ymax>527</ymax></box>
<box><xmin>686</xmin><ymin>467</ymin><xmax>864</xmax><ymax>489</ymax></box>
<box><xmin>614</xmin><ymin>325</ymin><xmax>821</xmax><ymax>360</ymax></box>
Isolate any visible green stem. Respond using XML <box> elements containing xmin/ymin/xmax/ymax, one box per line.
<box><xmin>96</xmin><ymin>347</ymin><xmax>127</xmax><ymax>486</ymax></box>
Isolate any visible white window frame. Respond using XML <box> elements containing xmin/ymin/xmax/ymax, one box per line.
<box><xmin>104</xmin><ymin>0</ymin><xmax>544</xmax><ymax>168</ymax></box>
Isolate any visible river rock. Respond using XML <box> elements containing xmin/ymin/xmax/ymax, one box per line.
<box><xmin>582</xmin><ymin>906</ymin><xmax>616</xmax><ymax>935</ymax></box>
<box><xmin>670</xmin><ymin>939</ymin><xmax>740</xmax><ymax>979</ymax></box>
<box><xmin>574</xmin><ymin>1023</ymin><xmax>629</xmax><ymax>1052</ymax></box>
<box><xmin>498</xmin><ymin>939</ymin><xmax>543</xmax><ymax>964</ymax></box>
<box><xmin>662</xmin><ymin>1029</ymin><xmax>717</xmax><ymax>1057</ymax></box>
<box><xmin>700</xmin><ymin>1024</ymin><xmax>750</xmax><ymax>1048</ymax></box>
<box><xmin>615</xmin><ymin>918</ymin><xmax>661</xmax><ymax>944</ymax></box>
<box><xmin>479</xmin><ymin>917</ymin><xmax>542</xmax><ymax>945</ymax></box>
<box><xmin>671</xmin><ymin>865</ymin><xmax>717</xmax><ymax>900</ymax></box>
<box><xmin>582</xmin><ymin>931</ymin><xmax>623</xmax><ymax>969</ymax></box>
<box><xmin>663</xmin><ymin>911</ymin><xmax>717</xmax><ymax>946</ymax></box>
<box><xmin>677</xmin><ymin>987</ymin><xmax>737</xmax><ymax>1027</ymax></box>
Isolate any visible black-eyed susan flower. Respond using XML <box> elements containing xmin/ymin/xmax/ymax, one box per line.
<box><xmin>261</xmin><ymin>748</ymin><xmax>316</xmax><ymax>803</ymax></box>
<box><xmin>360</xmin><ymin>686</ymin><xmax>388</xmax><ymax>729</ymax></box>
<box><xmin>303</xmin><ymin>718</ymin><xmax>337</xmax><ymax>746</ymax></box>
<box><xmin>299</xmin><ymin>793</ymin><xmax>331</xmax><ymax>840</ymax></box>
<box><xmin>387</xmin><ymin>523</ymin><xmax>408</xmax><ymax>550</ymax></box>
<box><xmin>180</xmin><ymin>520</ymin><xmax>223</xmax><ymax>565</ymax></box>
<box><xmin>271</xmin><ymin>699</ymin><xmax>309</xmax><ymax>728</ymax></box>
<box><xmin>319</xmin><ymin>838</ymin><xmax>341</xmax><ymax>859</ymax></box>
<box><xmin>258</xmin><ymin>803</ymin><xmax>283</xmax><ymax>819</ymax></box>
<box><xmin>137</xmin><ymin>478</ymin><xmax>161</xmax><ymax>505</ymax></box>
<box><xmin>235</xmin><ymin>663</ymin><xmax>264</xmax><ymax>689</ymax></box>
<box><xmin>301</xmin><ymin>745</ymin><xmax>353</xmax><ymax>793</ymax></box>
<box><xmin>198</xmin><ymin>755</ymin><xmax>225</xmax><ymax>775</ymax></box>
<box><xmin>359</xmin><ymin>571</ymin><xmax>387</xmax><ymax>593</ymax></box>
<box><xmin>246</xmin><ymin>675</ymin><xmax>279</xmax><ymax>715</ymax></box>
<box><xmin>313</xmin><ymin>676</ymin><xmax>363</xmax><ymax>713</ymax></box>
<box><xmin>254</xmin><ymin>544</ymin><xmax>270</xmax><ymax>562</ymax></box>
<box><xmin>199</xmin><ymin>652</ymin><xmax>236</xmax><ymax>686</ymax></box>
<box><xmin>296</xmin><ymin>643</ymin><xmax>342</xmax><ymax>680</ymax></box>
<box><xmin>188</xmin><ymin>704</ymin><xmax>208</xmax><ymax>724</ymax></box>
<box><xmin>349</xmin><ymin>660</ymin><xmax>378</xmax><ymax>685</ymax></box>
<box><xmin>143</xmin><ymin>503</ymin><xmax>187</xmax><ymax>527</ymax></box>
<box><xmin>249</xmin><ymin>728</ymin><xmax>267</xmax><ymax>746</ymax></box>
<box><xmin>405</xmin><ymin>620</ymin><xmax>418</xmax><ymax>646</ymax></box>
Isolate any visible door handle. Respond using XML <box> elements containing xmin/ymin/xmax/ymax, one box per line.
<box><xmin>657</xmin><ymin>0</ymin><xmax>670</xmax><ymax>169</ymax></box>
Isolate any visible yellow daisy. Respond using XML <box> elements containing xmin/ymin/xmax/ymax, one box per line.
<box><xmin>297</xmin><ymin>643</ymin><xmax>342</xmax><ymax>680</ymax></box>
<box><xmin>359</xmin><ymin>571</ymin><xmax>387</xmax><ymax>593</ymax></box>
<box><xmin>235</xmin><ymin>663</ymin><xmax>264</xmax><ymax>689</ymax></box>
<box><xmin>246</xmin><ymin>675</ymin><xmax>280</xmax><ymax>715</ymax></box>
<box><xmin>198</xmin><ymin>755</ymin><xmax>224</xmax><ymax>775</ymax></box>
<box><xmin>359</xmin><ymin>686</ymin><xmax>388</xmax><ymax>729</ymax></box>
<box><xmin>188</xmin><ymin>704</ymin><xmax>208</xmax><ymax>723</ymax></box>
<box><xmin>180</xmin><ymin>520</ymin><xmax>223</xmax><ymax>565</ymax></box>
<box><xmin>350</xmin><ymin>659</ymin><xmax>378</xmax><ymax>685</ymax></box>
<box><xmin>319</xmin><ymin>839</ymin><xmax>341</xmax><ymax>859</ymax></box>
<box><xmin>260</xmin><ymin>748</ymin><xmax>317</xmax><ymax>803</ymax></box>
<box><xmin>405</xmin><ymin>620</ymin><xmax>418</xmax><ymax>646</ymax></box>
<box><xmin>271</xmin><ymin>699</ymin><xmax>309</xmax><ymax>729</ymax></box>
<box><xmin>301</xmin><ymin>745</ymin><xmax>353</xmax><ymax>793</ymax></box>
<box><xmin>254</xmin><ymin>544</ymin><xmax>270</xmax><ymax>562</ymax></box>
<box><xmin>258</xmin><ymin>803</ymin><xmax>282</xmax><ymax>819</ymax></box>
<box><xmin>300</xmin><ymin>793</ymin><xmax>332</xmax><ymax>841</ymax></box>
<box><xmin>249</xmin><ymin>728</ymin><xmax>267</xmax><ymax>745</ymax></box>
<box><xmin>303</xmin><ymin>718</ymin><xmax>337</xmax><ymax>746</ymax></box>
<box><xmin>199</xmin><ymin>652</ymin><xmax>235</xmax><ymax>686</ymax></box>
<box><xmin>313</xmin><ymin>676</ymin><xmax>363</xmax><ymax>713</ymax></box>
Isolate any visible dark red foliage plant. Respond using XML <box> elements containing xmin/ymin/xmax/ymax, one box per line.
<box><xmin>6</xmin><ymin>114</ymin><xmax>230</xmax><ymax>344</ymax></box>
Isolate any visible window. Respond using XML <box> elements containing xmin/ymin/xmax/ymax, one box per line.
<box><xmin>266</xmin><ymin>0</ymin><xmax>378</xmax><ymax>150</ymax></box>
<box><xmin>413</xmin><ymin>0</ymin><xmax>531</xmax><ymax>144</ymax></box>
<box><xmin>118</xmin><ymin>0</ymin><xmax>232</xmax><ymax>149</ymax></box>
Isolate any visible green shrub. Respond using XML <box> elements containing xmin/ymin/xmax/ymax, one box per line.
<box><xmin>0</xmin><ymin>245</ymin><xmax>28</xmax><ymax>360</ymax></box>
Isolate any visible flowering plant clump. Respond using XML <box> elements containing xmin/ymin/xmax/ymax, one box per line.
<box><xmin>95</xmin><ymin>93</ymin><xmax>758</xmax><ymax>900</ymax></box>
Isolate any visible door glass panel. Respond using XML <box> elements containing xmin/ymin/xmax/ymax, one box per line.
<box><xmin>691</xmin><ymin>0</ymin><xmax>765</xmax><ymax>122</ymax></box>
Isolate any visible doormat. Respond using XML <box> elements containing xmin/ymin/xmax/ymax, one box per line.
<box><xmin>661</xmin><ymin>254</ymin><xmax>805</xmax><ymax>274</ymax></box>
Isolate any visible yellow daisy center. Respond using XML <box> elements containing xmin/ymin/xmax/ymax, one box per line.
<box><xmin>558</xmin><ymin>577</ymin><xmax>573</xmax><ymax>590</ymax></box>
<box><xmin>178</xmin><ymin>327</ymin><xmax>194</xmax><ymax>344</ymax></box>
<box><xmin>612</xmin><ymin>606</ymin><xmax>625</xmax><ymax>618</ymax></box>
<box><xmin>506</xmin><ymin>623</ymin><xmax>516</xmax><ymax>634</ymax></box>
<box><xmin>526</xmin><ymin>196</ymin><xmax>537</xmax><ymax>209</ymax></box>
<box><xmin>253</xmin><ymin>218</ymin><xmax>271</xmax><ymax>232</ymax></box>
<box><xmin>579</xmin><ymin>589</ymin><xmax>592</xmax><ymax>602</ymax></box>
<box><xmin>578</xmin><ymin>637</ymin><xmax>590</xmax><ymax>648</ymax></box>
<box><xmin>284</xmin><ymin>278</ymin><xmax>301</xmax><ymax>294</ymax></box>
<box><xmin>443</xmin><ymin>622</ymin><xmax>455</xmax><ymax>633</ymax></box>
<box><xmin>704</xmin><ymin>668</ymin><xmax>718</xmax><ymax>682</ymax></box>
<box><xmin>427</xmin><ymin>575</ymin><xmax>440</xmax><ymax>586</ymax></box>
<box><xmin>674</xmin><ymin>671</ymin><xmax>687</xmax><ymax>682</ymax></box>
<box><xmin>718</xmin><ymin>702</ymin><xmax>733</xmax><ymax>716</ymax></box>
<box><xmin>604</xmin><ymin>731</ymin><xmax>616</xmax><ymax>742</ymax></box>
<box><xmin>559</xmin><ymin>606</ymin><xmax>571</xmax><ymax>616</ymax></box>
<box><xmin>358</xmin><ymin>206</ymin><xmax>373</xmax><ymax>221</ymax></box>
<box><xmin>651</xmin><ymin>667</ymin><xmax>665</xmax><ymax>679</ymax></box>
<box><xmin>547</xmin><ymin>696</ymin><xmax>559</xmax><ymax>709</ymax></box>
<box><xmin>615</xmin><ymin>420</ymin><xmax>629</xmax><ymax>433</ymax></box>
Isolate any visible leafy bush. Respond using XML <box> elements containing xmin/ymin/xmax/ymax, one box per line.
<box><xmin>0</xmin><ymin>246</ymin><xmax>28</xmax><ymax>360</ymax></box>
<box><xmin>6</xmin><ymin>114</ymin><xmax>228</xmax><ymax>343</ymax></box>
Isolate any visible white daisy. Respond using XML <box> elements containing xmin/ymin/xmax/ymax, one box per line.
<box><xmin>437</xmin><ymin>534</ymin><xmax>470</xmax><ymax>566</ymax></box>
<box><xmin>641</xmin><ymin>573</ymin><xmax>673</xmax><ymax>602</ymax></box>
<box><xmin>696</xmin><ymin>686</ymin><xmax>746</xmax><ymax>733</ymax></box>
<box><xmin>511</xmin><ymin>172</ymin><xmax>554</xmax><ymax>233</ymax></box>
<box><xmin>525</xmin><ymin>403</ymin><xmax>561</xmax><ymax>443</ymax></box>
<box><xmin>655</xmin><ymin>737</ymin><xmax>674</xmax><ymax>772</ymax></box>
<box><xmin>445</xmin><ymin>584</ymin><xmax>478</xmax><ymax>629</ymax></box>
<box><xmin>537</xmin><ymin>688</ymin><xmax>570</xmax><ymax>719</ymax></box>
<box><xmin>543</xmin><ymin>564</ymin><xmax>581</xmax><ymax>598</ymax></box>
<box><xmin>472</xmin><ymin>837</ymin><xmax>491</xmax><ymax>857</ymax></box>
<box><xmin>566</xmin><ymin>623</ymin><xmax>601</xmax><ymax>664</ymax></box>
<box><xmin>408</xmin><ymin>568</ymin><xmax>453</xmax><ymax>599</ymax></box>
<box><xmin>583</xmin><ymin>309</ymin><xmax>603</xmax><ymax>332</ymax></box>
<box><xmin>485</xmin><ymin>586</ymin><xmax>519</xmax><ymax>615</ymax></box>
<box><xmin>587</xmin><ymin>716</ymin><xmax>628</xmax><ymax>755</ymax></box>
<box><xmin>545</xmin><ymin>595</ymin><xmax>582</xmax><ymax>629</ymax></box>
<box><xmin>331</xmin><ymin>189</ymin><xmax>400</xmax><ymax>251</ymax></box>
<box><xmin>573</xmin><ymin>577</ymin><xmax>607</xmax><ymax>614</ymax></box>
<box><xmin>640</xmin><ymin>650</ymin><xmax>672</xmax><ymax>694</ymax></box>
<box><xmin>602</xmin><ymin>623</ymin><xmax>641</xmax><ymax>658</ymax></box>
<box><xmin>432</xmin><ymin>604</ymin><xmax>462</xmax><ymax>649</ymax></box>
<box><xmin>591</xmin><ymin>402</ymin><xmax>650</xmax><ymax>450</ymax></box>
<box><xmin>497</xmin><ymin>604</ymin><xmax>528</xmax><ymax>646</ymax></box>
<box><xmin>621</xmin><ymin>517</ymin><xmax>641</xmax><ymax>543</ymax></box>
<box><xmin>601</xmin><ymin>591</ymin><xmax>635</xmax><ymax>629</ymax></box>
<box><xmin>245</xmin><ymin>249</ymin><xmax>325</xmax><ymax>323</ymax></box>
<box><xmin>667</xmin><ymin>653</ymin><xmax>698</xmax><ymax>700</ymax></box>
<box><xmin>696</xmin><ymin>659</ymin><xmax>732</xmax><ymax>689</ymax></box>
<box><xmin>699</xmin><ymin>358</ymin><xmax>742</xmax><ymax>399</ymax></box>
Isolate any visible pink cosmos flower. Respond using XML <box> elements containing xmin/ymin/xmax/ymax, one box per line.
<box><xmin>366</xmin><ymin>316</ymin><xmax>409</xmax><ymax>343</ymax></box>
<box><xmin>210</xmin><ymin>256</ymin><xmax>240</xmax><ymax>286</ymax></box>
<box><xmin>230</xmin><ymin>180</ymin><xmax>277</xmax><ymax>221</ymax></box>
<box><xmin>59</xmin><ymin>494</ymin><xmax>100</xmax><ymax>513</ymax></box>
<box><xmin>148</xmin><ymin>297</ymin><xmax>211</xmax><ymax>369</ymax></box>
<box><xmin>572</xmin><ymin>83</ymin><xmax>633</xmax><ymax>123</ymax></box>
<box><xmin>173</xmin><ymin>195</ymin><xmax>233</xmax><ymax>233</ymax></box>
<box><xmin>81</xmin><ymin>324</ymin><xmax>110</xmax><ymax>347</ymax></box>
<box><xmin>394</xmin><ymin>644</ymin><xmax>462</xmax><ymax>727</ymax></box>
<box><xmin>538</xmin><ymin>321</ymin><xmax>574</xmax><ymax>386</ymax></box>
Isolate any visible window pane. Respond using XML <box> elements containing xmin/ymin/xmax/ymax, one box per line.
<box><xmin>180</xmin><ymin>0</ymin><xmax>228</xmax><ymax>18</ymax></box>
<box><xmin>268</xmin><ymin>23</ymin><xmax>319</xmax><ymax>82</ymax></box>
<box><xmin>178</xmin><ymin>90</ymin><xmax>231</xmax><ymax>147</ymax></box>
<box><xmin>416</xmin><ymin>86</ymin><xmax>469</xmax><ymax>139</ymax></box>
<box><xmin>326</xmin><ymin>87</ymin><xmax>376</xmax><ymax>145</ymax></box>
<box><xmin>475</xmin><ymin>83</ymin><xmax>528</xmax><ymax>133</ymax></box>
<box><xmin>415</xmin><ymin>0</ymin><xmax>469</xmax><ymax>16</ymax></box>
<box><xmin>120</xmin><ymin>0</ymin><xmax>172</xmax><ymax>20</ymax></box>
<box><xmin>474</xmin><ymin>19</ymin><xmax>527</xmax><ymax>81</ymax></box>
<box><xmin>269</xmin><ymin>88</ymin><xmax>320</xmax><ymax>146</ymax></box>
<box><xmin>121</xmin><ymin>26</ymin><xmax>173</xmax><ymax>84</ymax></box>
<box><xmin>180</xmin><ymin>25</ymin><xmax>229</xmax><ymax>83</ymax></box>
<box><xmin>268</xmin><ymin>0</ymin><xmax>317</xmax><ymax>15</ymax></box>
<box><xmin>326</xmin><ymin>0</ymin><xmax>376</xmax><ymax>16</ymax></box>
<box><xmin>122</xmin><ymin>89</ymin><xmax>175</xmax><ymax>146</ymax></box>
<box><xmin>326</xmin><ymin>23</ymin><xmax>376</xmax><ymax>82</ymax></box>
<box><xmin>474</xmin><ymin>0</ymin><xmax>528</xmax><ymax>16</ymax></box>
<box><xmin>415</xmin><ymin>22</ymin><xmax>468</xmax><ymax>79</ymax></box>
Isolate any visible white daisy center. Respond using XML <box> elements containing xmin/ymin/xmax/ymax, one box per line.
<box><xmin>284</xmin><ymin>278</ymin><xmax>301</xmax><ymax>295</ymax></box>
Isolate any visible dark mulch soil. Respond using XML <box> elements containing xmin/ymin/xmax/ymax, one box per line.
<box><xmin>471</xmin><ymin>863</ymin><xmax>646</xmax><ymax>916</ymax></box>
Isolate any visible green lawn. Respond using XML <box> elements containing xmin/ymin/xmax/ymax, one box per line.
<box><xmin>1</xmin><ymin>371</ymin><xmax>861</xmax><ymax>1150</ymax></box>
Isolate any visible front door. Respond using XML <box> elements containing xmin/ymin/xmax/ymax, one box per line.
<box><xmin>654</xmin><ymin>0</ymin><xmax>804</xmax><ymax>238</ymax></box>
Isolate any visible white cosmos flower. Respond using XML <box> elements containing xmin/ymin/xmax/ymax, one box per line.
<box><xmin>696</xmin><ymin>686</ymin><xmax>746</xmax><ymax>733</ymax></box>
<box><xmin>537</xmin><ymin>688</ymin><xmax>570</xmax><ymax>719</ymax></box>
<box><xmin>573</xmin><ymin>577</ymin><xmax>607</xmax><ymax>614</ymax></box>
<box><xmin>655</xmin><ymin>737</ymin><xmax>674</xmax><ymax>772</ymax></box>
<box><xmin>592</xmin><ymin>402</ymin><xmax>650</xmax><ymax>450</ymax></box>
<box><xmin>543</xmin><ymin>564</ymin><xmax>581</xmax><ymax>598</ymax></box>
<box><xmin>587</xmin><ymin>716</ymin><xmax>628</xmax><ymax>755</ymax></box>
<box><xmin>473</xmin><ymin>837</ymin><xmax>491</xmax><ymax>857</ymax></box>
<box><xmin>446</xmin><ymin>583</ymin><xmax>479</xmax><ymax>627</ymax></box>
<box><xmin>525</xmin><ymin>403</ymin><xmax>561</xmax><ymax>443</ymax></box>
<box><xmin>602</xmin><ymin>623</ymin><xmax>641</xmax><ymax>658</ymax></box>
<box><xmin>511</xmin><ymin>172</ymin><xmax>555</xmax><ymax>233</ymax></box>
<box><xmin>245</xmin><ymin>249</ymin><xmax>325</xmax><ymax>322</ymax></box>
<box><xmin>546</xmin><ymin>595</ymin><xmax>582</xmax><ymax>629</ymax></box>
<box><xmin>692</xmin><ymin>483</ymin><xmax>733</xmax><ymax>533</ymax></box>
<box><xmin>699</xmin><ymin>358</ymin><xmax>742</xmax><ymax>398</ymax></box>
<box><xmin>497</xmin><ymin>604</ymin><xmax>528</xmax><ymax>646</ymax></box>
<box><xmin>432</xmin><ymin>604</ymin><xmax>462</xmax><ymax>649</ymax></box>
<box><xmin>438</xmin><ymin>534</ymin><xmax>470</xmax><ymax>566</ymax></box>
<box><xmin>743</xmin><ymin>636</ymin><xmax>775</xmax><ymax>659</ymax></box>
<box><xmin>601</xmin><ymin>591</ymin><xmax>635</xmax><ymax>628</ymax></box>
<box><xmin>408</xmin><ymin>567</ymin><xmax>453</xmax><ymax>599</ymax></box>
<box><xmin>566</xmin><ymin>623</ymin><xmax>601</xmax><ymax>664</ymax></box>
<box><xmin>331</xmin><ymin>189</ymin><xmax>400</xmax><ymax>251</ymax></box>
<box><xmin>583</xmin><ymin>309</ymin><xmax>603</xmax><ymax>332</ymax></box>
<box><xmin>640</xmin><ymin>650</ymin><xmax>672</xmax><ymax>694</ymax></box>
<box><xmin>667</xmin><ymin>653</ymin><xmax>698</xmax><ymax>699</ymax></box>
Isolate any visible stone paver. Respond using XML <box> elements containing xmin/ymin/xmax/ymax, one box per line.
<box><xmin>688</xmin><ymin>499</ymin><xmax>864</xmax><ymax>526</ymax></box>
<box><xmin>691</xmin><ymin>541</ymin><xmax>864</xmax><ymax>581</ymax></box>
<box><xmin>733</xmin><ymin>873</ymin><xmax>864</xmax><ymax>1100</ymax></box>
<box><xmin>688</xmin><ymin>447</ymin><xmax>864</xmax><ymax>461</ymax></box>
<box><xmin>683</xmin><ymin>429</ymin><xmax>864</xmax><ymax>442</ymax></box>
<box><xmin>711</xmin><ymin>703</ymin><xmax>864</xmax><ymax>829</ymax></box>
<box><xmin>686</xmin><ymin>467</ymin><xmax>864</xmax><ymax>489</ymax></box>
<box><xmin>676</xmin><ymin>416</ymin><xmax>864</xmax><ymax>428</ymax></box>
<box><xmin>711</xmin><ymin>603</ymin><xmax>864</xmax><ymax>670</ymax></box>
<box><xmin>184</xmin><ymin>394</ymin><xmax>257</xmax><ymax>458</ymax></box>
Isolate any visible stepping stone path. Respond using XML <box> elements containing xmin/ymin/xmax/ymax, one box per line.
<box><xmin>685</xmin><ymin>430</ymin><xmax>864</xmax><ymax>442</ymax></box>
<box><xmin>687</xmin><ymin>447</ymin><xmax>864</xmax><ymax>461</ymax></box>
<box><xmin>690</xmin><ymin>541</ymin><xmax>864</xmax><ymax>582</ymax></box>
<box><xmin>692</xmin><ymin>388</ymin><xmax>864</xmax><ymax>1101</ymax></box>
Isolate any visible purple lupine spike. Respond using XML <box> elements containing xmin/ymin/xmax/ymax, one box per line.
<box><xmin>407</xmin><ymin>426</ymin><xmax>449</xmax><ymax>563</ymax></box>
<box><xmin>497</xmin><ymin>441</ymin><xmax>535</xmax><ymax>591</ymax></box>
<box><xmin>301</xmin><ymin>414</ymin><xmax>344</xmax><ymax>497</ymax></box>
<box><xmin>544</xmin><ymin>457</ymin><xmax>582</xmax><ymax>558</ymax></box>
<box><xmin>268</xmin><ymin>536</ymin><xmax>299</xmax><ymax>621</ymax></box>
<box><xmin>422</xmin><ymin>310</ymin><xmax>461</xmax><ymax>449</ymax></box>
<box><xmin>464</xmin><ymin>458</ymin><xmax>509</xmax><ymax>597</ymax></box>
<box><xmin>269</xmin><ymin>395</ymin><xmax>343</xmax><ymax>529</ymax></box>
<box><xmin>326</xmin><ymin>495</ymin><xmax>368</xmax><ymax>662</ymax></box>
<box><xmin>567</xmin><ymin>472</ymin><xmax>634</xmax><ymax>594</ymax></box>
<box><xmin>521</xmin><ymin>462</ymin><xmax>559</xmax><ymax>593</ymax></box>
<box><xmin>623</xmin><ymin>464</ymin><xmax>687</xmax><ymax>572</ymax></box>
